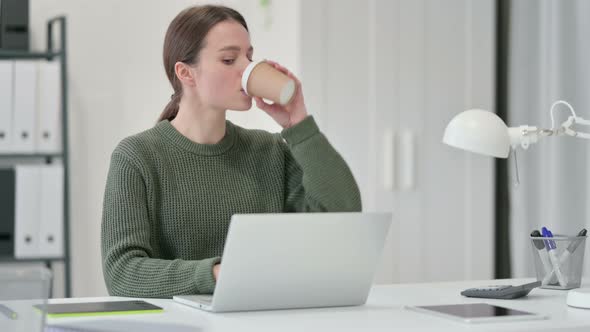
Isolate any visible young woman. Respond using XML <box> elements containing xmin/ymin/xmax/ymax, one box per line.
<box><xmin>101</xmin><ymin>5</ymin><xmax>361</xmax><ymax>298</ymax></box>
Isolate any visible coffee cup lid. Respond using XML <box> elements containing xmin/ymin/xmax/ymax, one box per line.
<box><xmin>241</xmin><ymin>60</ymin><xmax>264</xmax><ymax>96</ymax></box>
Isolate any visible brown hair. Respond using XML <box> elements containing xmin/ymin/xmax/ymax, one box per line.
<box><xmin>158</xmin><ymin>5</ymin><xmax>248</xmax><ymax>122</ymax></box>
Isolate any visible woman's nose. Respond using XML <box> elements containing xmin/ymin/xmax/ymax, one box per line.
<box><xmin>239</xmin><ymin>58</ymin><xmax>252</xmax><ymax>76</ymax></box>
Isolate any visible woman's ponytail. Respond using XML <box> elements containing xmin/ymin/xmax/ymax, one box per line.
<box><xmin>158</xmin><ymin>93</ymin><xmax>181</xmax><ymax>122</ymax></box>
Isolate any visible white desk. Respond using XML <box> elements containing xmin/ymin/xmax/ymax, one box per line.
<box><xmin>47</xmin><ymin>278</ymin><xmax>590</xmax><ymax>331</ymax></box>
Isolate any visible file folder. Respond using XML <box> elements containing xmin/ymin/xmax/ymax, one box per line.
<box><xmin>0</xmin><ymin>168</ymin><xmax>15</xmax><ymax>257</ymax></box>
<box><xmin>38</xmin><ymin>164</ymin><xmax>64</xmax><ymax>258</ymax></box>
<box><xmin>12</xmin><ymin>60</ymin><xmax>38</xmax><ymax>153</ymax></box>
<box><xmin>36</xmin><ymin>60</ymin><xmax>61</xmax><ymax>154</ymax></box>
<box><xmin>0</xmin><ymin>61</ymin><xmax>14</xmax><ymax>153</ymax></box>
<box><xmin>14</xmin><ymin>165</ymin><xmax>41</xmax><ymax>258</ymax></box>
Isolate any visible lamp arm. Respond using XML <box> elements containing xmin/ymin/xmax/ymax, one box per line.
<box><xmin>508</xmin><ymin>115</ymin><xmax>590</xmax><ymax>150</ymax></box>
<box><xmin>560</xmin><ymin>116</ymin><xmax>590</xmax><ymax>139</ymax></box>
<box><xmin>548</xmin><ymin>100</ymin><xmax>590</xmax><ymax>139</ymax></box>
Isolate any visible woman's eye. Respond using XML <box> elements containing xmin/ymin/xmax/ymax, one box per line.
<box><xmin>222</xmin><ymin>59</ymin><xmax>235</xmax><ymax>65</ymax></box>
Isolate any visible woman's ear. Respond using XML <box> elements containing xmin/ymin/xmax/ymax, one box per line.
<box><xmin>174</xmin><ymin>62</ymin><xmax>197</xmax><ymax>87</ymax></box>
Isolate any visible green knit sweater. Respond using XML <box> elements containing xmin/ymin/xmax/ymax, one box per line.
<box><xmin>101</xmin><ymin>116</ymin><xmax>362</xmax><ymax>298</ymax></box>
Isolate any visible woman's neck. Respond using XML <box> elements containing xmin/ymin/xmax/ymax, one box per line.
<box><xmin>171</xmin><ymin>96</ymin><xmax>227</xmax><ymax>145</ymax></box>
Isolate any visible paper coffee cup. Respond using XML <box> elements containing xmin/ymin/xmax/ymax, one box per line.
<box><xmin>241</xmin><ymin>60</ymin><xmax>296</xmax><ymax>105</ymax></box>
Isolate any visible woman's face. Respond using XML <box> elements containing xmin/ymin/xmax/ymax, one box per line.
<box><xmin>192</xmin><ymin>20</ymin><xmax>253</xmax><ymax>111</ymax></box>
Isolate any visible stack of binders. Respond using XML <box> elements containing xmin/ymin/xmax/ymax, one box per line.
<box><xmin>0</xmin><ymin>58</ymin><xmax>64</xmax><ymax>260</ymax></box>
<box><xmin>0</xmin><ymin>164</ymin><xmax>64</xmax><ymax>259</ymax></box>
<box><xmin>0</xmin><ymin>59</ymin><xmax>62</xmax><ymax>154</ymax></box>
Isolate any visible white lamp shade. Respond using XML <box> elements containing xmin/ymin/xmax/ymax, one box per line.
<box><xmin>442</xmin><ymin>109</ymin><xmax>511</xmax><ymax>158</ymax></box>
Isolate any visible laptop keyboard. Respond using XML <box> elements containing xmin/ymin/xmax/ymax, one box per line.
<box><xmin>196</xmin><ymin>295</ymin><xmax>213</xmax><ymax>305</ymax></box>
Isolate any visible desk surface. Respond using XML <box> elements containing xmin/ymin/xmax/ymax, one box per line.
<box><xmin>47</xmin><ymin>278</ymin><xmax>590</xmax><ymax>332</ymax></box>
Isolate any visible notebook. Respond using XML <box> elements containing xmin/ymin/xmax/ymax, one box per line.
<box><xmin>34</xmin><ymin>300</ymin><xmax>163</xmax><ymax>318</ymax></box>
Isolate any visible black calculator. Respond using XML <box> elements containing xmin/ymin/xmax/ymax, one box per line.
<box><xmin>460</xmin><ymin>281</ymin><xmax>541</xmax><ymax>299</ymax></box>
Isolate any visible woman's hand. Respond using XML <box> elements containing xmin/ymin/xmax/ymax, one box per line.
<box><xmin>254</xmin><ymin>60</ymin><xmax>308</xmax><ymax>129</ymax></box>
<box><xmin>213</xmin><ymin>263</ymin><xmax>220</xmax><ymax>281</ymax></box>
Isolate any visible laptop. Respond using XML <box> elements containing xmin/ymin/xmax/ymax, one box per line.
<box><xmin>173</xmin><ymin>212</ymin><xmax>392</xmax><ymax>313</ymax></box>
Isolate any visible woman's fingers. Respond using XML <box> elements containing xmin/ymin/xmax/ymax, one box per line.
<box><xmin>255</xmin><ymin>97</ymin><xmax>281</xmax><ymax>114</ymax></box>
<box><xmin>265</xmin><ymin>60</ymin><xmax>295</xmax><ymax>78</ymax></box>
<box><xmin>271</xmin><ymin>61</ymin><xmax>301</xmax><ymax>87</ymax></box>
<box><xmin>254</xmin><ymin>96</ymin><xmax>268</xmax><ymax>110</ymax></box>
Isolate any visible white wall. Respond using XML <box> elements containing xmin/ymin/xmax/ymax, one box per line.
<box><xmin>300</xmin><ymin>0</ymin><xmax>495</xmax><ymax>283</ymax></box>
<box><xmin>30</xmin><ymin>0</ymin><xmax>299</xmax><ymax>297</ymax></box>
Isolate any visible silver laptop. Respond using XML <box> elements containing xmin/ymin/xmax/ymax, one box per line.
<box><xmin>173</xmin><ymin>212</ymin><xmax>392</xmax><ymax>313</ymax></box>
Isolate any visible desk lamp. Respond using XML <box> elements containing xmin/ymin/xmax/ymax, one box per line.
<box><xmin>443</xmin><ymin>100</ymin><xmax>589</xmax><ymax>154</ymax></box>
<box><xmin>442</xmin><ymin>100</ymin><xmax>590</xmax><ymax>309</ymax></box>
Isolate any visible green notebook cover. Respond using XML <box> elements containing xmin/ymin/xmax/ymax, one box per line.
<box><xmin>34</xmin><ymin>300</ymin><xmax>163</xmax><ymax>318</ymax></box>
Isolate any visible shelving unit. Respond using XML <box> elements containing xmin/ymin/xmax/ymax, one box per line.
<box><xmin>0</xmin><ymin>16</ymin><xmax>71</xmax><ymax>297</ymax></box>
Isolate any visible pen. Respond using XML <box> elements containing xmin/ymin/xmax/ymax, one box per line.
<box><xmin>561</xmin><ymin>228</ymin><xmax>587</xmax><ymax>264</ymax></box>
<box><xmin>0</xmin><ymin>303</ymin><xmax>17</xmax><ymax>320</ymax></box>
<box><xmin>542</xmin><ymin>227</ymin><xmax>568</xmax><ymax>287</ymax></box>
<box><xmin>531</xmin><ymin>230</ymin><xmax>555</xmax><ymax>283</ymax></box>
<box><xmin>544</xmin><ymin>228</ymin><xmax>587</xmax><ymax>284</ymax></box>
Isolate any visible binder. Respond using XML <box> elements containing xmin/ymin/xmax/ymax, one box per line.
<box><xmin>36</xmin><ymin>60</ymin><xmax>61</xmax><ymax>153</ymax></box>
<box><xmin>0</xmin><ymin>168</ymin><xmax>15</xmax><ymax>257</ymax></box>
<box><xmin>38</xmin><ymin>164</ymin><xmax>64</xmax><ymax>257</ymax></box>
<box><xmin>12</xmin><ymin>60</ymin><xmax>38</xmax><ymax>153</ymax></box>
<box><xmin>14</xmin><ymin>165</ymin><xmax>41</xmax><ymax>258</ymax></box>
<box><xmin>0</xmin><ymin>60</ymin><xmax>14</xmax><ymax>152</ymax></box>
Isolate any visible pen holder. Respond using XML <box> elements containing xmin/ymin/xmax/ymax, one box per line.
<box><xmin>530</xmin><ymin>235</ymin><xmax>587</xmax><ymax>290</ymax></box>
<box><xmin>0</xmin><ymin>267</ymin><xmax>51</xmax><ymax>332</ymax></box>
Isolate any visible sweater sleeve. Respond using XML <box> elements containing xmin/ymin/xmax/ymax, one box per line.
<box><xmin>280</xmin><ymin>116</ymin><xmax>362</xmax><ymax>212</ymax></box>
<box><xmin>101</xmin><ymin>151</ymin><xmax>220</xmax><ymax>298</ymax></box>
